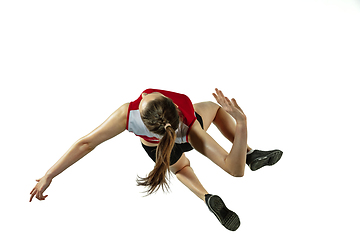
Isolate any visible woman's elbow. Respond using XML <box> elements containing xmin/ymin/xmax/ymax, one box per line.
<box><xmin>228</xmin><ymin>167</ymin><xmax>245</xmax><ymax>178</ymax></box>
<box><xmin>230</xmin><ymin>171</ymin><xmax>244</xmax><ymax>178</ymax></box>
<box><xmin>78</xmin><ymin>138</ymin><xmax>97</xmax><ymax>152</ymax></box>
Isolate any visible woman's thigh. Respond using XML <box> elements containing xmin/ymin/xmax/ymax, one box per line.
<box><xmin>193</xmin><ymin>101</ymin><xmax>220</xmax><ymax>131</ymax></box>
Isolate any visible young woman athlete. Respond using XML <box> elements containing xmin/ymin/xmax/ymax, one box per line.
<box><xmin>29</xmin><ymin>88</ymin><xmax>283</xmax><ymax>231</ymax></box>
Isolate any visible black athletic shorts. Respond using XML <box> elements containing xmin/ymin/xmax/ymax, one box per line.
<box><xmin>141</xmin><ymin>112</ymin><xmax>204</xmax><ymax>166</ymax></box>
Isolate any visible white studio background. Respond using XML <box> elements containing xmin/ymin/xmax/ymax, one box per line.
<box><xmin>1</xmin><ymin>0</ymin><xmax>359</xmax><ymax>239</ymax></box>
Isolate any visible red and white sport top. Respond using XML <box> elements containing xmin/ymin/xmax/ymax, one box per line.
<box><xmin>126</xmin><ymin>89</ymin><xmax>197</xmax><ymax>144</ymax></box>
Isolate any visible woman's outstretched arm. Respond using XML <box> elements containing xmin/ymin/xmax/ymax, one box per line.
<box><xmin>29</xmin><ymin>103</ymin><xmax>129</xmax><ymax>202</ymax></box>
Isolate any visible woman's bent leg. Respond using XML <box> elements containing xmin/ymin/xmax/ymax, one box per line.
<box><xmin>170</xmin><ymin>154</ymin><xmax>240</xmax><ymax>231</ymax></box>
<box><xmin>194</xmin><ymin>101</ymin><xmax>283</xmax><ymax>172</ymax></box>
<box><xmin>170</xmin><ymin>154</ymin><xmax>208</xmax><ymax>202</ymax></box>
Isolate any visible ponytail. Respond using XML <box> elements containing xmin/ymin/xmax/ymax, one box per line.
<box><xmin>137</xmin><ymin>125</ymin><xmax>176</xmax><ymax>195</ymax></box>
<box><xmin>137</xmin><ymin>96</ymin><xmax>179</xmax><ymax>195</ymax></box>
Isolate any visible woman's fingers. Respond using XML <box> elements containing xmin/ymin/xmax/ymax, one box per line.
<box><xmin>225</xmin><ymin>97</ymin><xmax>231</xmax><ymax>104</ymax></box>
<box><xmin>30</xmin><ymin>183</ymin><xmax>37</xmax><ymax>202</ymax></box>
<box><xmin>29</xmin><ymin>192</ymin><xmax>35</xmax><ymax>202</ymax></box>
<box><xmin>212</xmin><ymin>89</ymin><xmax>221</xmax><ymax>102</ymax></box>
<box><xmin>30</xmin><ymin>177</ymin><xmax>51</xmax><ymax>202</ymax></box>
<box><xmin>213</xmin><ymin>89</ymin><xmax>246</xmax><ymax>122</ymax></box>
<box><xmin>37</xmin><ymin>190</ymin><xmax>47</xmax><ymax>200</ymax></box>
<box><xmin>231</xmin><ymin>98</ymin><xmax>244</xmax><ymax>113</ymax></box>
<box><xmin>29</xmin><ymin>190</ymin><xmax>46</xmax><ymax>202</ymax></box>
<box><xmin>212</xmin><ymin>93</ymin><xmax>218</xmax><ymax>102</ymax></box>
<box><xmin>216</xmin><ymin>89</ymin><xmax>226</xmax><ymax>102</ymax></box>
<box><xmin>213</xmin><ymin>88</ymin><xmax>228</xmax><ymax>106</ymax></box>
<box><xmin>214</xmin><ymin>89</ymin><xmax>234</xmax><ymax>108</ymax></box>
<box><xmin>37</xmin><ymin>189</ymin><xmax>44</xmax><ymax>200</ymax></box>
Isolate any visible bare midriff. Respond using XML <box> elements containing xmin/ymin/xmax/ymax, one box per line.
<box><xmin>140</xmin><ymin>138</ymin><xmax>159</xmax><ymax>147</ymax></box>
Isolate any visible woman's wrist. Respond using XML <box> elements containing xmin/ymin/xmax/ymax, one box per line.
<box><xmin>235</xmin><ymin>118</ymin><xmax>247</xmax><ymax>126</ymax></box>
<box><xmin>44</xmin><ymin>172</ymin><xmax>55</xmax><ymax>180</ymax></box>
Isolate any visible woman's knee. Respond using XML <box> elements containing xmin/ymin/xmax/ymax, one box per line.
<box><xmin>194</xmin><ymin>101</ymin><xmax>219</xmax><ymax>113</ymax></box>
<box><xmin>193</xmin><ymin>101</ymin><xmax>220</xmax><ymax>131</ymax></box>
<box><xmin>170</xmin><ymin>154</ymin><xmax>190</xmax><ymax>174</ymax></box>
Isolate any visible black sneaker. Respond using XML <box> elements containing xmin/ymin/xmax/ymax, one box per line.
<box><xmin>205</xmin><ymin>194</ymin><xmax>240</xmax><ymax>231</ymax></box>
<box><xmin>246</xmin><ymin>149</ymin><xmax>283</xmax><ymax>171</ymax></box>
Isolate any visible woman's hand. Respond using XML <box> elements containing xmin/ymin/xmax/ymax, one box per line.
<box><xmin>29</xmin><ymin>176</ymin><xmax>52</xmax><ymax>202</ymax></box>
<box><xmin>212</xmin><ymin>88</ymin><xmax>247</xmax><ymax>124</ymax></box>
